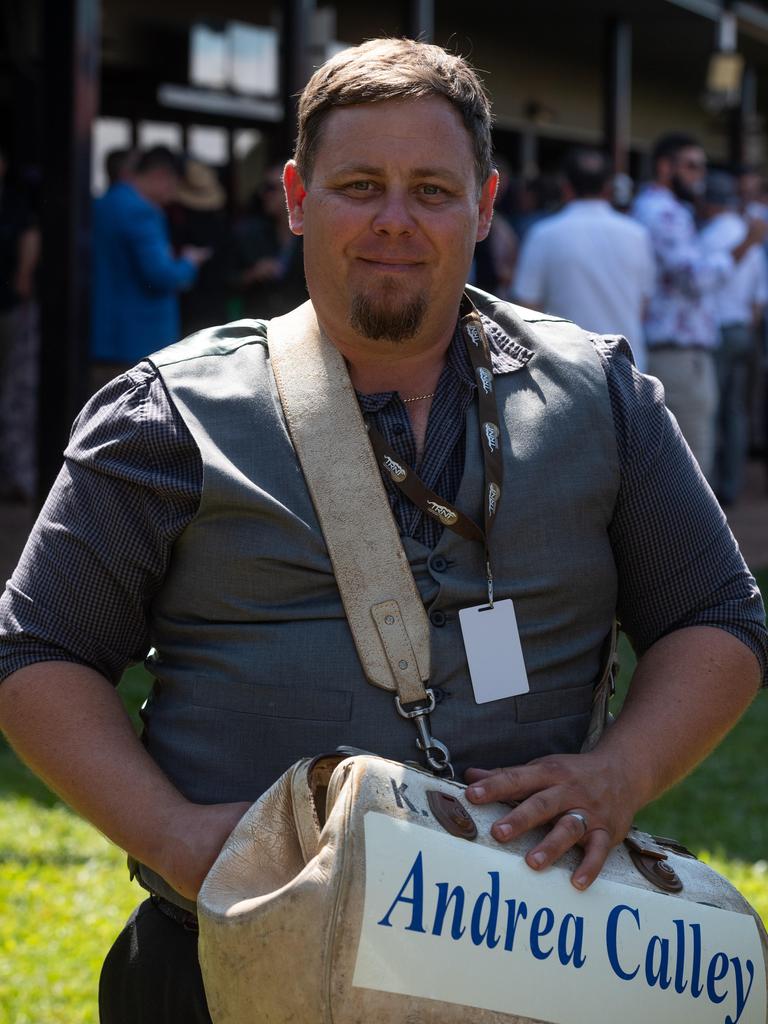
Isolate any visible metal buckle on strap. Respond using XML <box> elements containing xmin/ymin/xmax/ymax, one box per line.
<box><xmin>395</xmin><ymin>689</ymin><xmax>454</xmax><ymax>778</ymax></box>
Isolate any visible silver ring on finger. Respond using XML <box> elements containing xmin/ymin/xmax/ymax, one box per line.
<box><xmin>561</xmin><ymin>810</ymin><xmax>588</xmax><ymax>836</ymax></box>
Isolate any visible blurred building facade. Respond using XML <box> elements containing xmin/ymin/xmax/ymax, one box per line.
<box><xmin>3</xmin><ymin>0</ymin><xmax>768</xmax><ymax>493</ymax></box>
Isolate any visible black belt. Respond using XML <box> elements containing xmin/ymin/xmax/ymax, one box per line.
<box><xmin>150</xmin><ymin>893</ymin><xmax>199</xmax><ymax>932</ymax></box>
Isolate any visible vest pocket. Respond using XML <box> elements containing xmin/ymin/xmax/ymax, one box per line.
<box><xmin>514</xmin><ymin>680</ymin><xmax>594</xmax><ymax>723</ymax></box>
<box><xmin>191</xmin><ymin>679</ymin><xmax>353</xmax><ymax>721</ymax></box>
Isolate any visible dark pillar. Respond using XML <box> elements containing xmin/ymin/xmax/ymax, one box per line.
<box><xmin>405</xmin><ymin>0</ymin><xmax>435</xmax><ymax>41</ymax></box>
<box><xmin>5</xmin><ymin>4</ymin><xmax>41</xmax><ymax>172</ymax></box>
<box><xmin>38</xmin><ymin>0</ymin><xmax>99</xmax><ymax>500</ymax></box>
<box><xmin>729</xmin><ymin>64</ymin><xmax>755</xmax><ymax>169</ymax></box>
<box><xmin>279</xmin><ymin>0</ymin><xmax>315</xmax><ymax>158</ymax></box>
<box><xmin>603</xmin><ymin>18</ymin><xmax>632</xmax><ymax>174</ymax></box>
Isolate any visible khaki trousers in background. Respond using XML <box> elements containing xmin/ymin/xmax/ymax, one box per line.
<box><xmin>647</xmin><ymin>346</ymin><xmax>718</xmax><ymax>483</ymax></box>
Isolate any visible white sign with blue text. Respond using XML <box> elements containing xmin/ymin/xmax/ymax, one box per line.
<box><xmin>352</xmin><ymin>813</ymin><xmax>766</xmax><ymax>1024</ymax></box>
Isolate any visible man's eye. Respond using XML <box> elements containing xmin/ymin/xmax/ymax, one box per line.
<box><xmin>420</xmin><ymin>184</ymin><xmax>444</xmax><ymax>196</ymax></box>
<box><xmin>348</xmin><ymin>181</ymin><xmax>373</xmax><ymax>192</ymax></box>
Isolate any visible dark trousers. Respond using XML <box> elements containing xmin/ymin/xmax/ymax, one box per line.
<box><xmin>99</xmin><ymin>898</ymin><xmax>212</xmax><ymax>1024</ymax></box>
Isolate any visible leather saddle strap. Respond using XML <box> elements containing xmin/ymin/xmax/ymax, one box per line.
<box><xmin>268</xmin><ymin>300</ymin><xmax>431</xmax><ymax>703</ymax></box>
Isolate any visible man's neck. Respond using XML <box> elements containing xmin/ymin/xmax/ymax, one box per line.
<box><xmin>344</xmin><ymin>338</ymin><xmax>453</xmax><ymax>396</ymax></box>
<box><xmin>336</xmin><ymin>325</ymin><xmax>456</xmax><ymax>464</ymax></box>
<box><xmin>319</xmin><ymin>310</ymin><xmax>459</xmax><ymax>397</ymax></box>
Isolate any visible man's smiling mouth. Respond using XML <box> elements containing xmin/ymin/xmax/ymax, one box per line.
<box><xmin>357</xmin><ymin>257</ymin><xmax>426</xmax><ymax>271</ymax></box>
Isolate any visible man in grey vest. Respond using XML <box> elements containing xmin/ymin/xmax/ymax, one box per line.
<box><xmin>0</xmin><ymin>38</ymin><xmax>766</xmax><ymax>1024</ymax></box>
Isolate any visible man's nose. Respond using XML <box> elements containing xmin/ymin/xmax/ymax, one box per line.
<box><xmin>371</xmin><ymin>190</ymin><xmax>416</xmax><ymax>235</ymax></box>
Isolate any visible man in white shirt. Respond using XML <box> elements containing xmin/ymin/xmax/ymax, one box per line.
<box><xmin>632</xmin><ymin>133</ymin><xmax>766</xmax><ymax>481</ymax></box>
<box><xmin>513</xmin><ymin>148</ymin><xmax>655</xmax><ymax>371</ymax></box>
<box><xmin>700</xmin><ymin>171</ymin><xmax>768</xmax><ymax>504</ymax></box>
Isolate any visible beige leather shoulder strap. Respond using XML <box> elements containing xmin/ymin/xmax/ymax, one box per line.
<box><xmin>268</xmin><ymin>300</ymin><xmax>431</xmax><ymax>702</ymax></box>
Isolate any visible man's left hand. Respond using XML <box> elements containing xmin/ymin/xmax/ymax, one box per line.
<box><xmin>464</xmin><ymin>751</ymin><xmax>638</xmax><ymax>891</ymax></box>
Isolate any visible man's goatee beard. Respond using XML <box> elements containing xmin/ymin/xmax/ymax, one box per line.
<box><xmin>349</xmin><ymin>293</ymin><xmax>427</xmax><ymax>342</ymax></box>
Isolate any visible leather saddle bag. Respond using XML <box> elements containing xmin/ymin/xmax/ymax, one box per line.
<box><xmin>198</xmin><ymin>752</ymin><xmax>768</xmax><ymax>1023</ymax></box>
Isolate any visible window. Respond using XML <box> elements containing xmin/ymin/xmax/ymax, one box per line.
<box><xmin>229</xmin><ymin>23</ymin><xmax>278</xmax><ymax>96</ymax></box>
<box><xmin>92</xmin><ymin>117</ymin><xmax>132</xmax><ymax>195</ymax></box>
<box><xmin>233</xmin><ymin>128</ymin><xmax>263</xmax><ymax>160</ymax></box>
<box><xmin>189</xmin><ymin>125</ymin><xmax>229</xmax><ymax>166</ymax></box>
<box><xmin>138</xmin><ymin>121</ymin><xmax>183</xmax><ymax>151</ymax></box>
<box><xmin>189</xmin><ymin>23</ymin><xmax>227</xmax><ymax>89</ymax></box>
<box><xmin>189</xmin><ymin>21</ymin><xmax>279</xmax><ymax>97</ymax></box>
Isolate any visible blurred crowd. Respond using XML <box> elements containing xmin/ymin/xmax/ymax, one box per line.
<box><xmin>89</xmin><ymin>145</ymin><xmax>308</xmax><ymax>392</ymax></box>
<box><xmin>2</xmin><ymin>132</ymin><xmax>768</xmax><ymax>508</ymax></box>
<box><xmin>497</xmin><ymin>136</ymin><xmax>768</xmax><ymax>509</ymax></box>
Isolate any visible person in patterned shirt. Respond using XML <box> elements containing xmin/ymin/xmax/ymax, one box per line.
<box><xmin>632</xmin><ymin>132</ymin><xmax>767</xmax><ymax>481</ymax></box>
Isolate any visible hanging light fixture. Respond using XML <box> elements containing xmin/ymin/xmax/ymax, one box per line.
<box><xmin>705</xmin><ymin>7</ymin><xmax>744</xmax><ymax>111</ymax></box>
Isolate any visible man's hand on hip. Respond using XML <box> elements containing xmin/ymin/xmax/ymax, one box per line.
<box><xmin>154</xmin><ymin>800</ymin><xmax>252</xmax><ymax>902</ymax></box>
<box><xmin>0</xmin><ymin>663</ymin><xmax>253</xmax><ymax>905</ymax></box>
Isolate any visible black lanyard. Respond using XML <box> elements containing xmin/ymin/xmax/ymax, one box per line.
<box><xmin>367</xmin><ymin>295</ymin><xmax>503</xmax><ymax>606</ymax></box>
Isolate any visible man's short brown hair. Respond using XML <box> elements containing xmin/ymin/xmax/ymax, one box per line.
<box><xmin>294</xmin><ymin>37</ymin><xmax>494</xmax><ymax>187</ymax></box>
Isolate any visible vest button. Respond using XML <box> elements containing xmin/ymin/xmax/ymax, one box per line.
<box><xmin>430</xmin><ymin>610</ymin><xmax>447</xmax><ymax>627</ymax></box>
<box><xmin>431</xmin><ymin>557</ymin><xmax>448</xmax><ymax>572</ymax></box>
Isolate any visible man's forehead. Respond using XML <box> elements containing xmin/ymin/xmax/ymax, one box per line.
<box><xmin>318</xmin><ymin>95</ymin><xmax>467</xmax><ymax>139</ymax></box>
<box><xmin>311</xmin><ymin>97</ymin><xmax>476</xmax><ymax>175</ymax></box>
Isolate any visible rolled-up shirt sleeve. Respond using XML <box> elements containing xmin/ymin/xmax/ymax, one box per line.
<box><xmin>0</xmin><ymin>362</ymin><xmax>201</xmax><ymax>684</ymax></box>
<box><xmin>597</xmin><ymin>338</ymin><xmax>767</xmax><ymax>684</ymax></box>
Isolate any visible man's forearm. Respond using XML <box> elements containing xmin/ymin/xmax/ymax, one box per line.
<box><xmin>0</xmin><ymin>662</ymin><xmax>249</xmax><ymax>899</ymax></box>
<box><xmin>595</xmin><ymin>625</ymin><xmax>760</xmax><ymax>808</ymax></box>
<box><xmin>0</xmin><ymin>662</ymin><xmax>188</xmax><ymax>862</ymax></box>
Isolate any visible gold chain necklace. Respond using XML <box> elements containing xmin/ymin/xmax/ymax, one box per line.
<box><xmin>401</xmin><ymin>391</ymin><xmax>436</xmax><ymax>404</ymax></box>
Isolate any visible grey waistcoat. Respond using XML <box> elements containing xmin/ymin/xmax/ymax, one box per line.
<box><xmin>139</xmin><ymin>293</ymin><xmax>618</xmax><ymax>903</ymax></box>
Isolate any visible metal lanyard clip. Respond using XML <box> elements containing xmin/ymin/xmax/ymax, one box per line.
<box><xmin>395</xmin><ymin>690</ymin><xmax>454</xmax><ymax>778</ymax></box>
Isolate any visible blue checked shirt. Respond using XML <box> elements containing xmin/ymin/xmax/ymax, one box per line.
<box><xmin>0</xmin><ymin>314</ymin><xmax>766</xmax><ymax>685</ymax></box>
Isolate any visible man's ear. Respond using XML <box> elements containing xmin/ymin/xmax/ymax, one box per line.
<box><xmin>476</xmin><ymin>170</ymin><xmax>499</xmax><ymax>243</ymax></box>
<box><xmin>284</xmin><ymin>160</ymin><xmax>307</xmax><ymax>236</ymax></box>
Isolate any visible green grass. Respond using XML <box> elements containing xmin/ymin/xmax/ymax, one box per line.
<box><xmin>614</xmin><ymin>622</ymin><xmax>768</xmax><ymax>924</ymax></box>
<box><xmin>1</xmin><ymin>581</ymin><xmax>767</xmax><ymax>1021</ymax></box>
<box><xmin>0</xmin><ymin>802</ymin><xmax>136</xmax><ymax>1024</ymax></box>
<box><xmin>0</xmin><ymin>666</ymin><xmax>153</xmax><ymax>1024</ymax></box>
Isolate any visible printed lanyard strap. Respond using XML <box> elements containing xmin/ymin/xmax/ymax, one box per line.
<box><xmin>366</xmin><ymin>295</ymin><xmax>503</xmax><ymax>605</ymax></box>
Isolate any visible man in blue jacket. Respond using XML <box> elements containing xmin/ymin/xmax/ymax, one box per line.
<box><xmin>90</xmin><ymin>146</ymin><xmax>208</xmax><ymax>388</ymax></box>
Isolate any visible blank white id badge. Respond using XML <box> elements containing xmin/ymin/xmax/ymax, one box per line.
<box><xmin>458</xmin><ymin>599</ymin><xmax>529</xmax><ymax>704</ymax></box>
